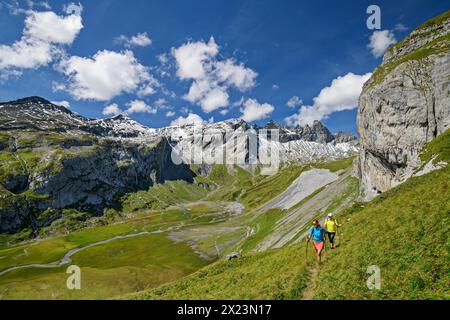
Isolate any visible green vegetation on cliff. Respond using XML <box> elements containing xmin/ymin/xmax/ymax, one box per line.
<box><xmin>368</xmin><ymin>10</ymin><xmax>450</xmax><ymax>88</ymax></box>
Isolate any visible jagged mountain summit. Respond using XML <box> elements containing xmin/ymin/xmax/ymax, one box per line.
<box><xmin>262</xmin><ymin>119</ymin><xmax>335</xmax><ymax>143</ymax></box>
<box><xmin>0</xmin><ymin>97</ymin><xmax>87</xmax><ymax>132</ymax></box>
<box><xmin>0</xmin><ymin>97</ymin><xmax>157</xmax><ymax>138</ymax></box>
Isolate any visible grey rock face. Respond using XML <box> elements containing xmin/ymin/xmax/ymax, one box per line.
<box><xmin>226</xmin><ymin>251</ymin><xmax>242</xmax><ymax>261</ymax></box>
<box><xmin>357</xmin><ymin>13</ymin><xmax>450</xmax><ymax>199</ymax></box>
<box><xmin>0</xmin><ymin>137</ymin><xmax>195</xmax><ymax>233</ymax></box>
<box><xmin>37</xmin><ymin>139</ymin><xmax>195</xmax><ymax>213</ymax></box>
<box><xmin>259</xmin><ymin>120</ymin><xmax>343</xmax><ymax>144</ymax></box>
<box><xmin>333</xmin><ymin>132</ymin><xmax>357</xmax><ymax>144</ymax></box>
<box><xmin>0</xmin><ymin>189</ymin><xmax>31</xmax><ymax>233</ymax></box>
<box><xmin>304</xmin><ymin>120</ymin><xmax>334</xmax><ymax>143</ymax></box>
<box><xmin>0</xmin><ymin>97</ymin><xmax>197</xmax><ymax>232</ymax></box>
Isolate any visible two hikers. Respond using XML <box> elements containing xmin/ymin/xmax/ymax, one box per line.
<box><xmin>307</xmin><ymin>214</ymin><xmax>341</xmax><ymax>262</ymax></box>
<box><xmin>324</xmin><ymin>213</ymin><xmax>341</xmax><ymax>249</ymax></box>
<box><xmin>307</xmin><ymin>219</ymin><xmax>328</xmax><ymax>263</ymax></box>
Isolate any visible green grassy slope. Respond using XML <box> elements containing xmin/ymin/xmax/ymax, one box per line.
<box><xmin>129</xmin><ymin>131</ymin><xmax>449</xmax><ymax>300</ymax></box>
<box><xmin>119</xmin><ymin>180</ymin><xmax>208</xmax><ymax>212</ymax></box>
<box><xmin>127</xmin><ymin>244</ymin><xmax>310</xmax><ymax>300</ymax></box>
<box><xmin>314</xmin><ymin>130</ymin><xmax>450</xmax><ymax>300</ymax></box>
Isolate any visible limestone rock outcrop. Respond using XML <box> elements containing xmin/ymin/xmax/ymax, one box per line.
<box><xmin>357</xmin><ymin>11</ymin><xmax>450</xmax><ymax>199</ymax></box>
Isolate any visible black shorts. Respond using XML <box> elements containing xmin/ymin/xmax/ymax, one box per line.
<box><xmin>328</xmin><ymin>232</ymin><xmax>336</xmax><ymax>243</ymax></box>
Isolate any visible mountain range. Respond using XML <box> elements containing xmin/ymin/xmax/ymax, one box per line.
<box><xmin>0</xmin><ymin>96</ymin><xmax>356</xmax><ymax>143</ymax></box>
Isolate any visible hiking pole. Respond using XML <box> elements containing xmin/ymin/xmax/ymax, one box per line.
<box><xmin>305</xmin><ymin>237</ymin><xmax>310</xmax><ymax>264</ymax></box>
<box><xmin>305</xmin><ymin>238</ymin><xmax>310</xmax><ymax>257</ymax></box>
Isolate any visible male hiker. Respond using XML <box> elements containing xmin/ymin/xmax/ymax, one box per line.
<box><xmin>307</xmin><ymin>219</ymin><xmax>327</xmax><ymax>263</ymax></box>
<box><xmin>324</xmin><ymin>213</ymin><xmax>341</xmax><ymax>249</ymax></box>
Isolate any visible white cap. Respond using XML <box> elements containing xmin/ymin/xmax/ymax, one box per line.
<box><xmin>327</xmin><ymin>213</ymin><xmax>333</xmax><ymax>217</ymax></box>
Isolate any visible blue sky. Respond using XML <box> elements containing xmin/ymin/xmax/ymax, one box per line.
<box><xmin>0</xmin><ymin>0</ymin><xmax>448</xmax><ymax>134</ymax></box>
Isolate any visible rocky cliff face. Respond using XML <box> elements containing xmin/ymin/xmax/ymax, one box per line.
<box><xmin>357</xmin><ymin>11</ymin><xmax>450</xmax><ymax>199</ymax></box>
<box><xmin>263</xmin><ymin>119</ymin><xmax>338</xmax><ymax>143</ymax></box>
<box><xmin>0</xmin><ymin>98</ymin><xmax>195</xmax><ymax>233</ymax></box>
<box><xmin>0</xmin><ymin>136</ymin><xmax>195</xmax><ymax>233</ymax></box>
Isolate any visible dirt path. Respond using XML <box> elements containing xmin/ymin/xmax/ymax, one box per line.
<box><xmin>302</xmin><ymin>262</ymin><xmax>319</xmax><ymax>300</ymax></box>
<box><xmin>302</xmin><ymin>243</ymin><xmax>335</xmax><ymax>300</ymax></box>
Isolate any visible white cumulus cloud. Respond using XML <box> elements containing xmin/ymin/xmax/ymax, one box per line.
<box><xmin>102</xmin><ymin>100</ymin><xmax>157</xmax><ymax>116</ymax></box>
<box><xmin>170</xmin><ymin>113</ymin><xmax>205</xmax><ymax>127</ymax></box>
<box><xmin>103</xmin><ymin>103</ymin><xmax>122</xmax><ymax>116</ymax></box>
<box><xmin>172</xmin><ymin>37</ymin><xmax>218</xmax><ymax>80</ymax></box>
<box><xmin>59</xmin><ymin>50</ymin><xmax>157</xmax><ymax>101</ymax></box>
<box><xmin>285</xmin><ymin>72</ymin><xmax>372</xmax><ymax>126</ymax></box>
<box><xmin>287</xmin><ymin>96</ymin><xmax>303</xmax><ymax>108</ymax></box>
<box><xmin>200</xmin><ymin>87</ymin><xmax>229</xmax><ymax>113</ymax></box>
<box><xmin>125</xmin><ymin>100</ymin><xmax>157</xmax><ymax>114</ymax></box>
<box><xmin>368</xmin><ymin>30</ymin><xmax>396</xmax><ymax>58</ymax></box>
<box><xmin>172</xmin><ymin>37</ymin><xmax>257</xmax><ymax>113</ymax></box>
<box><xmin>0</xmin><ymin>9</ymin><xmax>83</xmax><ymax>71</ymax></box>
<box><xmin>24</xmin><ymin>10</ymin><xmax>82</xmax><ymax>44</ymax></box>
<box><xmin>154</xmin><ymin>98</ymin><xmax>174</xmax><ymax>110</ymax></box>
<box><xmin>240</xmin><ymin>98</ymin><xmax>274</xmax><ymax>122</ymax></box>
<box><xmin>215</xmin><ymin>59</ymin><xmax>257</xmax><ymax>91</ymax></box>
<box><xmin>137</xmin><ymin>84</ymin><xmax>157</xmax><ymax>97</ymax></box>
<box><xmin>116</xmin><ymin>32</ymin><xmax>152</xmax><ymax>48</ymax></box>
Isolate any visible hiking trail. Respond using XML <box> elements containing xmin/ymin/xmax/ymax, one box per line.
<box><xmin>302</xmin><ymin>262</ymin><xmax>319</xmax><ymax>300</ymax></box>
<box><xmin>302</xmin><ymin>242</ymin><xmax>333</xmax><ymax>300</ymax></box>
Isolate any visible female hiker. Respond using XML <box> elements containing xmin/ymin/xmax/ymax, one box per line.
<box><xmin>307</xmin><ymin>219</ymin><xmax>328</xmax><ymax>263</ymax></box>
<box><xmin>324</xmin><ymin>213</ymin><xmax>341</xmax><ymax>249</ymax></box>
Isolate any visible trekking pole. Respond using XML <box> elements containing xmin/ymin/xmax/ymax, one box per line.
<box><xmin>305</xmin><ymin>238</ymin><xmax>310</xmax><ymax>257</ymax></box>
